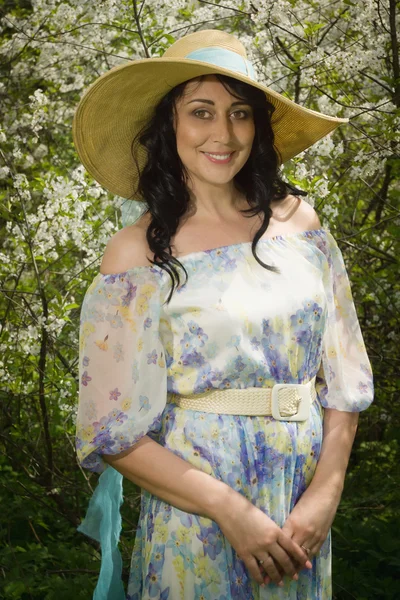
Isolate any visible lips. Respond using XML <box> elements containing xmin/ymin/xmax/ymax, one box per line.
<box><xmin>201</xmin><ymin>151</ymin><xmax>234</xmax><ymax>156</ymax></box>
<box><xmin>202</xmin><ymin>151</ymin><xmax>235</xmax><ymax>164</ymax></box>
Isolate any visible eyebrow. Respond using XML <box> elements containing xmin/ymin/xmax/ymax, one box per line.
<box><xmin>185</xmin><ymin>99</ymin><xmax>250</xmax><ymax>106</ymax></box>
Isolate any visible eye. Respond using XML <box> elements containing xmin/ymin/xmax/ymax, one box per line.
<box><xmin>233</xmin><ymin>110</ymin><xmax>250</xmax><ymax>119</ymax></box>
<box><xmin>193</xmin><ymin>109</ymin><xmax>210</xmax><ymax>118</ymax></box>
<box><xmin>193</xmin><ymin>109</ymin><xmax>250</xmax><ymax>119</ymax></box>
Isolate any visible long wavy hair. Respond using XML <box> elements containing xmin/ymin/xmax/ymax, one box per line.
<box><xmin>131</xmin><ymin>74</ymin><xmax>307</xmax><ymax>305</ymax></box>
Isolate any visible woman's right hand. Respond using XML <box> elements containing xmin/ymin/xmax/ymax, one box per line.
<box><xmin>214</xmin><ymin>491</ymin><xmax>312</xmax><ymax>587</ymax></box>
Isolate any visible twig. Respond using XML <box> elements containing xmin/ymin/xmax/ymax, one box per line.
<box><xmin>132</xmin><ymin>0</ymin><xmax>150</xmax><ymax>57</ymax></box>
<box><xmin>28</xmin><ymin>520</ymin><xmax>43</xmax><ymax>545</ymax></box>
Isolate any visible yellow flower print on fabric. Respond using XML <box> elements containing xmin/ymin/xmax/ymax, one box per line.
<box><xmin>176</xmin><ymin>525</ymin><xmax>193</xmax><ymax>545</ymax></box>
<box><xmin>144</xmin><ymin>539</ymin><xmax>152</xmax><ymax>564</ymax></box>
<box><xmin>121</xmin><ymin>398</ymin><xmax>132</xmax><ymax>411</ymax></box>
<box><xmin>136</xmin><ymin>295</ymin><xmax>149</xmax><ymax>316</ymax></box>
<box><xmin>193</xmin><ymin>554</ymin><xmax>221</xmax><ymax>587</ymax></box>
<box><xmin>186</xmin><ymin>306</ymin><xmax>202</xmax><ymax>317</ymax></box>
<box><xmin>80</xmin><ymin>322</ymin><xmax>95</xmax><ymax>352</ymax></box>
<box><xmin>94</xmin><ymin>337</ymin><xmax>108</xmax><ymax>351</ymax></box>
<box><xmin>327</xmin><ymin>346</ymin><xmax>337</xmax><ymax>359</ymax></box>
<box><xmin>171</xmin><ymin>554</ymin><xmax>185</xmax><ymax>600</ymax></box>
<box><xmin>170</xmin><ymin>361</ymin><xmax>185</xmax><ymax>380</ymax></box>
<box><xmin>160</xmin><ymin>317</ymin><xmax>172</xmax><ymax>332</ymax></box>
<box><xmin>174</xmin><ymin>411</ymin><xmax>187</xmax><ymax>431</ymax></box>
<box><xmin>140</xmin><ymin>283</ymin><xmax>156</xmax><ymax>298</ymax></box>
<box><xmin>154</xmin><ymin>515</ymin><xmax>168</xmax><ymax>544</ymax></box>
<box><xmin>77</xmin><ymin>424</ymin><xmax>94</xmax><ymax>442</ymax></box>
<box><xmin>81</xmin><ymin>322</ymin><xmax>95</xmax><ymax>338</ymax></box>
<box><xmin>209</xmin><ymin>422</ymin><xmax>220</xmax><ymax>442</ymax></box>
<box><xmin>118</xmin><ymin>305</ymin><xmax>137</xmax><ymax>332</ymax></box>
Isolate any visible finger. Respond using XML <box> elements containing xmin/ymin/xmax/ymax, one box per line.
<box><xmin>260</xmin><ymin>564</ymin><xmax>298</xmax><ymax>586</ymax></box>
<box><xmin>293</xmin><ymin>534</ymin><xmax>316</xmax><ymax>558</ymax></box>
<box><xmin>300</xmin><ymin>543</ymin><xmax>312</xmax><ymax>557</ymax></box>
<box><xmin>268</xmin><ymin>543</ymin><xmax>299</xmax><ymax>578</ymax></box>
<box><xmin>259</xmin><ymin>565</ymin><xmax>273</xmax><ymax>586</ymax></box>
<box><xmin>278</xmin><ymin>531</ymin><xmax>313</xmax><ymax>569</ymax></box>
<box><xmin>288</xmin><ymin>531</ymin><xmax>317</xmax><ymax>569</ymax></box>
<box><xmin>307</xmin><ymin>541</ymin><xmax>321</xmax><ymax>559</ymax></box>
<box><xmin>262</xmin><ymin>564</ymin><xmax>299</xmax><ymax>584</ymax></box>
<box><xmin>294</xmin><ymin>540</ymin><xmax>317</xmax><ymax>571</ymax></box>
<box><xmin>255</xmin><ymin>554</ymin><xmax>285</xmax><ymax>586</ymax></box>
<box><xmin>291</xmin><ymin>527</ymin><xmax>321</xmax><ymax>552</ymax></box>
<box><xmin>246</xmin><ymin>555</ymin><xmax>269</xmax><ymax>587</ymax></box>
<box><xmin>283</xmin><ymin>528</ymin><xmax>312</xmax><ymax>574</ymax></box>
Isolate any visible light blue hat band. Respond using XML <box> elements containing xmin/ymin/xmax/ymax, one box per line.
<box><xmin>184</xmin><ymin>46</ymin><xmax>257</xmax><ymax>81</ymax></box>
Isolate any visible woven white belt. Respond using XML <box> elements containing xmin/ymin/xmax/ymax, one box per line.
<box><xmin>167</xmin><ymin>376</ymin><xmax>317</xmax><ymax>421</ymax></box>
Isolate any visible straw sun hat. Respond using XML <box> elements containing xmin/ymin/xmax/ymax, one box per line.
<box><xmin>72</xmin><ymin>29</ymin><xmax>348</xmax><ymax>200</ymax></box>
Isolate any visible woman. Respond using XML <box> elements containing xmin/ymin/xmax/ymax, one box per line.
<box><xmin>73</xmin><ymin>30</ymin><xmax>374</xmax><ymax>600</ymax></box>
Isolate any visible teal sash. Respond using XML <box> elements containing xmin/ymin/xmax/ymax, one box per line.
<box><xmin>77</xmin><ymin>466</ymin><xmax>126</xmax><ymax>599</ymax></box>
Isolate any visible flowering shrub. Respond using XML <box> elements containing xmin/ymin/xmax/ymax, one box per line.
<box><xmin>0</xmin><ymin>0</ymin><xmax>398</xmax><ymax>597</ymax></box>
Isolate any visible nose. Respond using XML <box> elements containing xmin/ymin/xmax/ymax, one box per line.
<box><xmin>210</xmin><ymin>115</ymin><xmax>234</xmax><ymax>144</ymax></box>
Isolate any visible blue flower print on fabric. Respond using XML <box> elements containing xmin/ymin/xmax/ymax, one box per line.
<box><xmin>76</xmin><ymin>228</ymin><xmax>373</xmax><ymax>600</ymax></box>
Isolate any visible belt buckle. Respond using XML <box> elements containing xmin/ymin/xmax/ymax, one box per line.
<box><xmin>271</xmin><ymin>381</ymin><xmax>311</xmax><ymax>421</ymax></box>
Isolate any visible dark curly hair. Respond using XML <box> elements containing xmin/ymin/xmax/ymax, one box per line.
<box><xmin>131</xmin><ymin>74</ymin><xmax>307</xmax><ymax>305</ymax></box>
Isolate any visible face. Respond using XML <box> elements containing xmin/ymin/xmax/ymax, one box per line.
<box><xmin>173</xmin><ymin>75</ymin><xmax>255</xmax><ymax>192</ymax></box>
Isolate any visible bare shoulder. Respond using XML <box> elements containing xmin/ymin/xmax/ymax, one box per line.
<box><xmin>271</xmin><ymin>194</ymin><xmax>321</xmax><ymax>231</ymax></box>
<box><xmin>296</xmin><ymin>196</ymin><xmax>322</xmax><ymax>230</ymax></box>
<box><xmin>99</xmin><ymin>212</ymin><xmax>154</xmax><ymax>274</ymax></box>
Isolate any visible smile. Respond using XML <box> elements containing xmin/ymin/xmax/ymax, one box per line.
<box><xmin>202</xmin><ymin>151</ymin><xmax>235</xmax><ymax>164</ymax></box>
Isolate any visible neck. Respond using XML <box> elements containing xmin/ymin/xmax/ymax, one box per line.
<box><xmin>187</xmin><ymin>186</ymin><xmax>249</xmax><ymax>222</ymax></box>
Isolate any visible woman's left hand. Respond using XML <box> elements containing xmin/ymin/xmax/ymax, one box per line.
<box><xmin>280</xmin><ymin>486</ymin><xmax>340</xmax><ymax>560</ymax></box>
<box><xmin>259</xmin><ymin>488</ymin><xmax>340</xmax><ymax>586</ymax></box>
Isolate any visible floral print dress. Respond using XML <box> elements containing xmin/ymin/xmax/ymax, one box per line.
<box><xmin>75</xmin><ymin>227</ymin><xmax>374</xmax><ymax>600</ymax></box>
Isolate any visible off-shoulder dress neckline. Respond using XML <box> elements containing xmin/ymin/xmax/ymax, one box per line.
<box><xmin>98</xmin><ymin>227</ymin><xmax>329</xmax><ymax>277</ymax></box>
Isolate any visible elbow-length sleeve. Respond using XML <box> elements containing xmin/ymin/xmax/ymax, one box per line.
<box><xmin>75</xmin><ymin>266</ymin><xmax>167</xmax><ymax>600</ymax></box>
<box><xmin>316</xmin><ymin>230</ymin><xmax>374</xmax><ymax>412</ymax></box>
<box><xmin>76</xmin><ymin>267</ymin><xmax>167</xmax><ymax>473</ymax></box>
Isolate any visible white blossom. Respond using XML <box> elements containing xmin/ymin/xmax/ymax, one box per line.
<box><xmin>33</xmin><ymin>144</ymin><xmax>48</xmax><ymax>159</ymax></box>
<box><xmin>0</xmin><ymin>0</ymin><xmax>394</xmax><ymax>428</ymax></box>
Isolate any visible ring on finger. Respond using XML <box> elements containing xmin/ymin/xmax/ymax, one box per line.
<box><xmin>301</xmin><ymin>545</ymin><xmax>311</xmax><ymax>555</ymax></box>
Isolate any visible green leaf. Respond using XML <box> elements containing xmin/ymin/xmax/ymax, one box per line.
<box><xmin>64</xmin><ymin>303</ymin><xmax>79</xmax><ymax>311</ymax></box>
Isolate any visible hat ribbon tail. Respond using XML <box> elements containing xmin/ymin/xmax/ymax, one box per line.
<box><xmin>77</xmin><ymin>465</ymin><xmax>126</xmax><ymax>600</ymax></box>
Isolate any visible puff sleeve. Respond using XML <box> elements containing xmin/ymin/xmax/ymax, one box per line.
<box><xmin>76</xmin><ymin>266</ymin><xmax>168</xmax><ymax>472</ymax></box>
<box><xmin>316</xmin><ymin>230</ymin><xmax>374</xmax><ymax>412</ymax></box>
<box><xmin>75</xmin><ymin>267</ymin><xmax>167</xmax><ymax>600</ymax></box>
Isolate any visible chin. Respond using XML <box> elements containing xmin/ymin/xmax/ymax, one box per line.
<box><xmin>201</xmin><ymin>176</ymin><xmax>237</xmax><ymax>185</ymax></box>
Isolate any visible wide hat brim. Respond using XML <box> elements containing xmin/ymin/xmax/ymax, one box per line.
<box><xmin>72</xmin><ymin>57</ymin><xmax>348</xmax><ymax>200</ymax></box>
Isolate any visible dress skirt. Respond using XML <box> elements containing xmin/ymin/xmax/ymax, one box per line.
<box><xmin>126</xmin><ymin>397</ymin><xmax>332</xmax><ymax>600</ymax></box>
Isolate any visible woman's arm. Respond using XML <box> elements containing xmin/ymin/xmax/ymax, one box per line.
<box><xmin>307</xmin><ymin>408</ymin><xmax>359</xmax><ymax>500</ymax></box>
<box><xmin>280</xmin><ymin>408</ymin><xmax>359</xmax><ymax>556</ymax></box>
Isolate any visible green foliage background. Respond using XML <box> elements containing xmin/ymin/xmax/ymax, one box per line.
<box><xmin>0</xmin><ymin>0</ymin><xmax>399</xmax><ymax>598</ymax></box>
